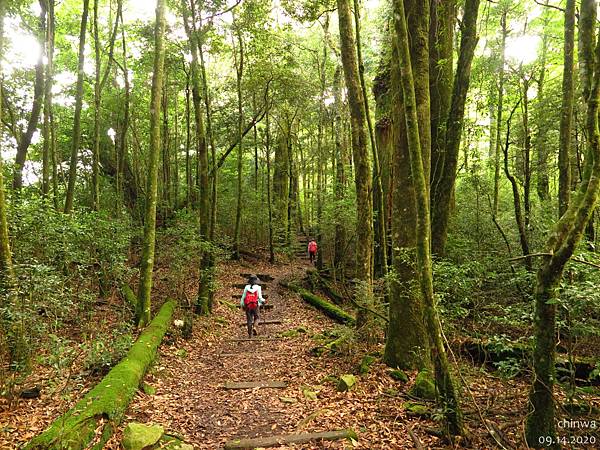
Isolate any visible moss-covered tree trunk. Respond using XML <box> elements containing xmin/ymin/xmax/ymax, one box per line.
<box><xmin>373</xmin><ymin>49</ymin><xmax>393</xmax><ymax>267</ymax></box>
<box><xmin>393</xmin><ymin>0</ymin><xmax>464</xmax><ymax>435</ymax></box>
<box><xmin>92</xmin><ymin>0</ymin><xmax>120</xmax><ymax>211</ymax></box>
<box><xmin>26</xmin><ymin>301</ymin><xmax>174</xmax><ymax>450</ymax></box>
<box><xmin>333</xmin><ymin>65</ymin><xmax>347</xmax><ymax>272</ymax></box>
<box><xmin>64</xmin><ymin>0</ymin><xmax>90</xmax><ymax>214</ymax></box>
<box><xmin>526</xmin><ymin>1</ymin><xmax>600</xmax><ymax>446</ymax></box>
<box><xmin>336</xmin><ymin>0</ymin><xmax>374</xmax><ymax>326</ymax></box>
<box><xmin>352</xmin><ymin>0</ymin><xmax>386</xmax><ymax>278</ymax></box>
<box><xmin>430</xmin><ymin>0</ymin><xmax>480</xmax><ymax>255</ymax></box>
<box><xmin>558</xmin><ymin>0</ymin><xmax>575</xmax><ymax>218</ymax></box>
<box><xmin>136</xmin><ymin>0</ymin><xmax>166</xmax><ymax>328</ymax></box>
<box><xmin>182</xmin><ymin>0</ymin><xmax>211</xmax><ymax>313</ymax></box>
<box><xmin>13</xmin><ymin>2</ymin><xmax>45</xmax><ymax>191</ymax></box>
<box><xmin>384</xmin><ymin>0</ymin><xmax>434</xmax><ymax>369</ymax></box>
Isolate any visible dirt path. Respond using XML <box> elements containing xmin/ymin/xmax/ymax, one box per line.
<box><xmin>105</xmin><ymin>257</ymin><xmax>417</xmax><ymax>449</ymax></box>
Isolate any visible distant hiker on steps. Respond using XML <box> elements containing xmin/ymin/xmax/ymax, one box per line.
<box><xmin>240</xmin><ymin>274</ymin><xmax>266</xmax><ymax>337</ymax></box>
<box><xmin>308</xmin><ymin>239</ymin><xmax>318</xmax><ymax>265</ymax></box>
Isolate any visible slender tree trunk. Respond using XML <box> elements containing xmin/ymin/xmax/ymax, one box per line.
<box><xmin>161</xmin><ymin>83</ymin><xmax>171</xmax><ymax>215</ymax></box>
<box><xmin>13</xmin><ymin>2</ymin><xmax>46</xmax><ymax>191</ymax></box>
<box><xmin>136</xmin><ymin>0</ymin><xmax>166</xmax><ymax>327</ymax></box>
<box><xmin>430</xmin><ymin>0</ymin><xmax>480</xmax><ymax>255</ymax></box>
<box><xmin>0</xmin><ymin>3</ymin><xmax>14</xmax><ymax>287</ymax></box>
<box><xmin>336</xmin><ymin>0</ymin><xmax>373</xmax><ymax>302</ymax></box>
<box><xmin>266</xmin><ymin>104</ymin><xmax>275</xmax><ymax>264</ymax></box>
<box><xmin>522</xmin><ymin>77</ymin><xmax>532</xmax><ymax>230</ymax></box>
<box><xmin>92</xmin><ymin>0</ymin><xmax>120</xmax><ymax>210</ymax></box>
<box><xmin>333</xmin><ymin>66</ymin><xmax>346</xmax><ymax>271</ymax></box>
<box><xmin>392</xmin><ymin>0</ymin><xmax>464</xmax><ymax>435</ymax></box>
<box><xmin>233</xmin><ymin>27</ymin><xmax>244</xmax><ymax>259</ymax></box>
<box><xmin>42</xmin><ymin>0</ymin><xmax>55</xmax><ymax>199</ymax></box>
<box><xmin>64</xmin><ymin>0</ymin><xmax>90</xmax><ymax>214</ymax></box>
<box><xmin>526</xmin><ymin>2</ymin><xmax>600</xmax><ymax>445</ymax></box>
<box><xmin>558</xmin><ymin>0</ymin><xmax>575</xmax><ymax>218</ymax></box>
<box><xmin>316</xmin><ymin>19</ymin><xmax>329</xmax><ymax>271</ymax></box>
<box><xmin>352</xmin><ymin>0</ymin><xmax>386</xmax><ymax>277</ymax></box>
<box><xmin>182</xmin><ymin>0</ymin><xmax>211</xmax><ymax>313</ymax></box>
<box><xmin>118</xmin><ymin>4</ymin><xmax>130</xmax><ymax>209</ymax></box>
<box><xmin>492</xmin><ymin>10</ymin><xmax>507</xmax><ymax>217</ymax></box>
<box><xmin>92</xmin><ymin>0</ymin><xmax>101</xmax><ymax>210</ymax></box>
<box><xmin>536</xmin><ymin>2</ymin><xmax>551</xmax><ymax>202</ymax></box>
<box><xmin>185</xmin><ymin>72</ymin><xmax>192</xmax><ymax>209</ymax></box>
<box><xmin>198</xmin><ymin>24</ymin><xmax>217</xmax><ymax>240</ymax></box>
<box><xmin>503</xmin><ymin>100</ymin><xmax>531</xmax><ymax>270</ymax></box>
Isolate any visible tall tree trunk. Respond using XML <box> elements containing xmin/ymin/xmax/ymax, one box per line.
<box><xmin>333</xmin><ymin>65</ymin><xmax>346</xmax><ymax>272</ymax></box>
<box><xmin>316</xmin><ymin>18</ymin><xmax>329</xmax><ymax>271</ymax></box>
<box><xmin>198</xmin><ymin>24</ymin><xmax>217</xmax><ymax>240</ymax></box>
<box><xmin>136</xmin><ymin>0</ymin><xmax>166</xmax><ymax>327</ymax></box>
<box><xmin>13</xmin><ymin>2</ymin><xmax>46</xmax><ymax>190</ymax></box>
<box><xmin>522</xmin><ymin>76</ymin><xmax>531</xmax><ymax>230</ymax></box>
<box><xmin>430</xmin><ymin>0</ymin><xmax>480</xmax><ymax>255</ymax></box>
<box><xmin>392</xmin><ymin>0</ymin><xmax>463</xmax><ymax>435</ymax></box>
<box><xmin>352</xmin><ymin>0</ymin><xmax>387</xmax><ymax>277</ymax></box>
<box><xmin>182</xmin><ymin>0</ymin><xmax>211</xmax><ymax>313</ymax></box>
<box><xmin>266</xmin><ymin>104</ymin><xmax>275</xmax><ymax>263</ymax></box>
<box><xmin>492</xmin><ymin>9</ymin><xmax>507</xmax><ymax>217</ymax></box>
<box><xmin>526</xmin><ymin>2</ymin><xmax>600</xmax><ymax>443</ymax></box>
<box><xmin>161</xmin><ymin>82</ymin><xmax>171</xmax><ymax>215</ymax></box>
<box><xmin>42</xmin><ymin>0</ymin><xmax>55</xmax><ymax>199</ymax></box>
<box><xmin>92</xmin><ymin>0</ymin><xmax>120</xmax><ymax>210</ymax></box>
<box><xmin>118</xmin><ymin>3</ymin><xmax>130</xmax><ymax>209</ymax></box>
<box><xmin>185</xmin><ymin>72</ymin><xmax>192</xmax><ymax>209</ymax></box>
<box><xmin>232</xmin><ymin>26</ymin><xmax>244</xmax><ymax>259</ymax></box>
<box><xmin>0</xmin><ymin>3</ymin><xmax>14</xmax><ymax>287</ymax></box>
<box><xmin>536</xmin><ymin>2</ymin><xmax>551</xmax><ymax>202</ymax></box>
<box><xmin>384</xmin><ymin>0</ymin><xmax>434</xmax><ymax>368</ymax></box>
<box><xmin>558</xmin><ymin>0</ymin><xmax>576</xmax><ymax>218</ymax></box>
<box><xmin>336</xmin><ymin>0</ymin><xmax>373</xmax><ymax>303</ymax></box>
<box><xmin>64</xmin><ymin>0</ymin><xmax>90</xmax><ymax>214</ymax></box>
<box><xmin>503</xmin><ymin>100</ymin><xmax>531</xmax><ymax>270</ymax></box>
<box><xmin>273</xmin><ymin>119</ymin><xmax>290</xmax><ymax>248</ymax></box>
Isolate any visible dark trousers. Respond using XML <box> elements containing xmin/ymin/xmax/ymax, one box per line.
<box><xmin>245</xmin><ymin>307</ymin><xmax>259</xmax><ymax>336</ymax></box>
<box><xmin>309</xmin><ymin>251</ymin><xmax>316</xmax><ymax>264</ymax></box>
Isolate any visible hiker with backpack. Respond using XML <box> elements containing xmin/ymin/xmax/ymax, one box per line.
<box><xmin>307</xmin><ymin>239</ymin><xmax>318</xmax><ymax>264</ymax></box>
<box><xmin>240</xmin><ymin>274</ymin><xmax>266</xmax><ymax>337</ymax></box>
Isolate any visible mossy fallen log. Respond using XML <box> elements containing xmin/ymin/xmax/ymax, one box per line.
<box><xmin>26</xmin><ymin>300</ymin><xmax>175</xmax><ymax>450</ymax></box>
<box><xmin>280</xmin><ymin>280</ymin><xmax>355</xmax><ymax>325</ymax></box>
<box><xmin>306</xmin><ymin>269</ymin><xmax>345</xmax><ymax>305</ymax></box>
<box><xmin>460</xmin><ymin>337</ymin><xmax>599</xmax><ymax>385</ymax></box>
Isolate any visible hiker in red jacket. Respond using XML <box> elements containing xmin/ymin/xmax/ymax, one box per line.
<box><xmin>240</xmin><ymin>274</ymin><xmax>266</xmax><ymax>337</ymax></box>
<box><xmin>307</xmin><ymin>239</ymin><xmax>318</xmax><ymax>264</ymax></box>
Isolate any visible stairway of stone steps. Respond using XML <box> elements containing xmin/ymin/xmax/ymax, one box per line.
<box><xmin>218</xmin><ymin>266</ymin><xmax>353</xmax><ymax>448</ymax></box>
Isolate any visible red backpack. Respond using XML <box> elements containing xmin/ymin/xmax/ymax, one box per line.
<box><xmin>308</xmin><ymin>241</ymin><xmax>318</xmax><ymax>252</ymax></box>
<box><xmin>244</xmin><ymin>289</ymin><xmax>259</xmax><ymax>310</ymax></box>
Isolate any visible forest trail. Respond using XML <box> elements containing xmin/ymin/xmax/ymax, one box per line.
<box><xmin>105</xmin><ymin>253</ymin><xmax>415</xmax><ymax>449</ymax></box>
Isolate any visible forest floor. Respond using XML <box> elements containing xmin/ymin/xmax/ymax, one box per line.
<box><xmin>3</xmin><ymin>252</ymin><xmax>600</xmax><ymax>449</ymax></box>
